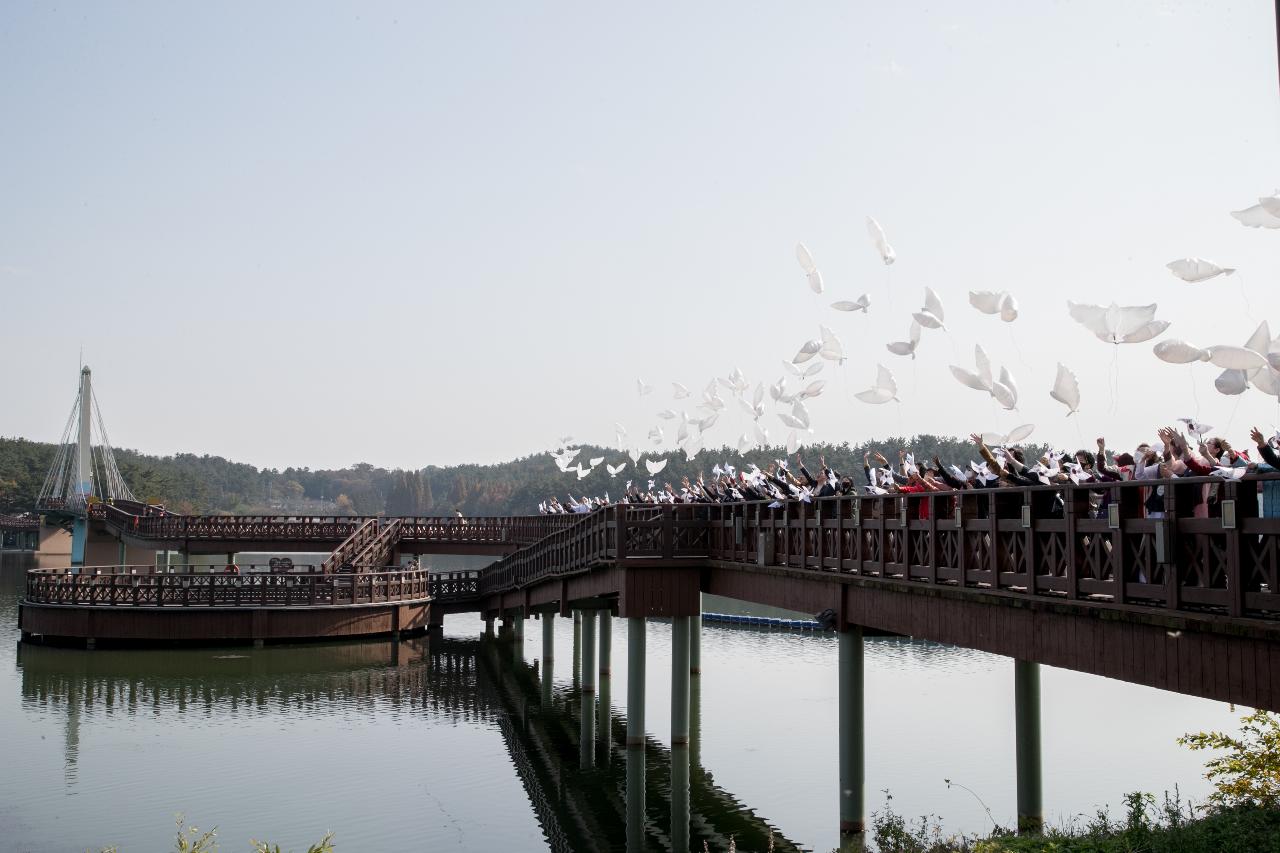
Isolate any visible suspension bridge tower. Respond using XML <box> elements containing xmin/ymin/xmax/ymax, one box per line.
<box><xmin>36</xmin><ymin>366</ymin><xmax>137</xmax><ymax>566</ymax></box>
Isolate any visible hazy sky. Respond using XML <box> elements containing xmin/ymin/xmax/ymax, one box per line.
<box><xmin>2</xmin><ymin>2</ymin><xmax>1277</xmax><ymax>471</ymax></box>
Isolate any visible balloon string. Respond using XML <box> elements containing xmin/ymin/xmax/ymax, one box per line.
<box><xmin>1189</xmin><ymin>363</ymin><xmax>1201</xmax><ymax>419</ymax></box>
<box><xmin>1235</xmin><ymin>271</ymin><xmax>1255</xmax><ymax>321</ymax></box>
<box><xmin>1223</xmin><ymin>393</ymin><xmax>1245</xmax><ymax>439</ymax></box>
<box><xmin>885</xmin><ymin>267</ymin><xmax>893</xmax><ymax>313</ymax></box>
<box><xmin>1007</xmin><ymin>325</ymin><xmax>1031</xmax><ymax>373</ymax></box>
<box><xmin>1074</xmin><ymin>413</ymin><xmax>1086</xmax><ymax>450</ymax></box>
<box><xmin>945</xmin><ymin>329</ymin><xmax>962</xmax><ymax>363</ymax></box>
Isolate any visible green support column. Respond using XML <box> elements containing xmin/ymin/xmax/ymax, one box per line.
<box><xmin>580</xmin><ymin>610</ymin><xmax>597</xmax><ymax>769</ymax></box>
<box><xmin>512</xmin><ymin>613</ymin><xmax>525</xmax><ymax>664</ymax></box>
<box><xmin>1015</xmin><ymin>659</ymin><xmax>1043</xmax><ymax>835</ymax></box>
<box><xmin>839</xmin><ymin>626</ymin><xmax>865</xmax><ymax>851</ymax></box>
<box><xmin>671</xmin><ymin>615</ymin><xmax>691</xmax><ymax>745</ymax></box>
<box><xmin>572</xmin><ymin>611</ymin><xmax>582</xmax><ymax>689</ymax></box>
<box><xmin>598</xmin><ymin>611</ymin><xmax>613</xmax><ymax>764</ymax></box>
<box><xmin>627</xmin><ymin>620</ymin><xmax>647</xmax><ymax>853</ymax></box>
<box><xmin>541</xmin><ymin>614</ymin><xmax>555</xmax><ymax>706</ymax></box>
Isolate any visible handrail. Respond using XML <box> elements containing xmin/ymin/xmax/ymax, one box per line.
<box><xmin>319</xmin><ymin>518</ymin><xmax>381</xmax><ymax>573</ymax></box>
<box><xmin>21</xmin><ymin>564</ymin><xmax>466</xmax><ymax>608</ymax></box>
<box><xmin>476</xmin><ymin>474</ymin><xmax>1280</xmax><ymax>622</ymax></box>
<box><xmin>0</xmin><ymin>515</ymin><xmax>39</xmax><ymax>531</ymax></box>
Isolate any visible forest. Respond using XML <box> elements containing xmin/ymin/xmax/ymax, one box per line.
<box><xmin>0</xmin><ymin>433</ymin><xmax>1055</xmax><ymax>516</ymax></box>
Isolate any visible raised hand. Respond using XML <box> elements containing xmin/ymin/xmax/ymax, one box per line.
<box><xmin>1251</xmin><ymin>427</ymin><xmax>1266</xmax><ymax>447</ymax></box>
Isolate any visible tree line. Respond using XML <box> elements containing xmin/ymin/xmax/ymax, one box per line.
<box><xmin>0</xmin><ymin>433</ymin><xmax>1053</xmax><ymax>516</ymax></box>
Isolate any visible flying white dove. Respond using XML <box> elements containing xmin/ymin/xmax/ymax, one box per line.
<box><xmin>993</xmin><ymin>366</ymin><xmax>1019</xmax><ymax>410</ymax></box>
<box><xmin>866</xmin><ymin>217</ymin><xmax>896</xmax><ymax>265</ymax></box>
<box><xmin>1067</xmin><ymin>301</ymin><xmax>1169</xmax><ymax>345</ymax></box>
<box><xmin>854</xmin><ymin>363</ymin><xmax>899</xmax><ymax>404</ymax></box>
<box><xmin>606</xmin><ymin>462</ymin><xmax>627</xmax><ymax>477</ymax></box>
<box><xmin>818</xmin><ymin>325</ymin><xmax>846</xmax><ymax>363</ymax></box>
<box><xmin>796</xmin><ymin>243</ymin><xmax>824</xmax><ymax>293</ymax></box>
<box><xmin>1166</xmin><ymin>258</ymin><xmax>1236</xmax><ymax>283</ymax></box>
<box><xmin>637</xmin><ymin>379</ymin><xmax>653</xmax><ymax>396</ymax></box>
<box><xmin>645</xmin><ymin>458</ymin><xmax>668</xmax><ymax>475</ymax></box>
<box><xmin>969</xmin><ymin>291</ymin><xmax>1019</xmax><ymax>322</ymax></box>
<box><xmin>793</xmin><ymin>339</ymin><xmax>822</xmax><ymax>364</ymax></box>
<box><xmin>799</xmin><ymin>380</ymin><xmax>825</xmax><ymax>400</ymax></box>
<box><xmin>589</xmin><ymin>456</ymin><xmax>604</xmax><ymax>466</ymax></box>
<box><xmin>1049</xmin><ymin>363</ymin><xmax>1081</xmax><ymax>414</ymax></box>
<box><xmin>672</xmin><ymin>382</ymin><xmax>691</xmax><ymax>399</ymax></box>
<box><xmin>984</xmin><ymin>424</ymin><xmax>1036</xmax><ymax>446</ymax></box>
<box><xmin>1231</xmin><ymin>196</ymin><xmax>1280</xmax><ymax>229</ymax></box>
<box><xmin>1154</xmin><ymin>340</ymin><xmax>1211</xmax><ymax>364</ymax></box>
<box><xmin>656</xmin><ymin>409</ymin><xmax>677</xmax><ymax>420</ymax></box>
<box><xmin>887</xmin><ymin>320</ymin><xmax>922</xmax><ymax>358</ymax></box>
<box><xmin>912</xmin><ymin>287</ymin><xmax>945</xmax><ymax>330</ymax></box>
<box><xmin>832</xmin><ymin>295</ymin><xmax>870</xmax><ymax>312</ymax></box>
<box><xmin>950</xmin><ymin>344</ymin><xmax>995</xmax><ymax>392</ymax></box>
<box><xmin>1212</xmin><ymin>321</ymin><xmax>1275</xmax><ymax>396</ymax></box>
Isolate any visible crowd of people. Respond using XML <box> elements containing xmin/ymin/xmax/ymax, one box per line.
<box><xmin>538</xmin><ymin>425</ymin><xmax>1280</xmax><ymax>518</ymax></box>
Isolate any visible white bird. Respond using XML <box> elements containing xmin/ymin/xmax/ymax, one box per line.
<box><xmin>656</xmin><ymin>409</ymin><xmax>677</xmax><ymax>420</ymax></box>
<box><xmin>769</xmin><ymin>378</ymin><xmax>787</xmax><ymax>402</ymax></box>
<box><xmin>696</xmin><ymin>413</ymin><xmax>719</xmax><ymax>433</ymax></box>
<box><xmin>589</xmin><ymin>456</ymin><xmax>604</xmax><ymax>467</ymax></box>
<box><xmin>606</xmin><ymin>462</ymin><xmax>627</xmax><ymax>477</ymax></box>
<box><xmin>557</xmin><ymin>435</ymin><xmax>574</xmax><ymax>446</ymax></box>
<box><xmin>969</xmin><ymin>291</ymin><xmax>1004</xmax><ymax>314</ymax></box>
<box><xmin>627</xmin><ymin>446</ymin><xmax>641</xmax><ymax>464</ymax></box>
<box><xmin>1177</xmin><ymin>418</ymin><xmax>1213</xmax><ymax>437</ymax></box>
<box><xmin>911</xmin><ymin>287</ymin><xmax>945</xmax><ymax>330</ymax></box>
<box><xmin>793</xmin><ymin>339</ymin><xmax>823</xmax><ymax>364</ymax></box>
<box><xmin>887</xmin><ymin>320</ymin><xmax>923</xmax><ymax>358</ymax></box>
<box><xmin>778</xmin><ymin>412</ymin><xmax>806</xmax><ymax>430</ymax></box>
<box><xmin>786</xmin><ymin>430</ymin><xmax>800</xmax><ymax>455</ymax></box>
<box><xmin>1049</xmin><ymin>363</ymin><xmax>1081</xmax><ymax>414</ymax></box>
<box><xmin>866</xmin><ymin>217</ymin><xmax>896</xmax><ymax>265</ymax></box>
<box><xmin>576</xmin><ymin>464</ymin><xmax>593</xmax><ymax>480</ymax></box>
<box><xmin>1231</xmin><ymin>197</ymin><xmax>1280</xmax><ymax>229</ymax></box>
<box><xmin>645</xmin><ymin>458</ymin><xmax>668</xmax><ymax>475</ymax></box>
<box><xmin>648</xmin><ymin>426</ymin><xmax>664</xmax><ymax>445</ymax></box>
<box><xmin>672</xmin><ymin>382</ymin><xmax>691</xmax><ymax>399</ymax></box>
<box><xmin>754</xmin><ymin>422</ymin><xmax>769</xmax><ymax>447</ymax></box>
<box><xmin>854</xmin><ymin>363</ymin><xmax>899</xmax><ymax>404</ymax></box>
<box><xmin>832</xmin><ymin>295</ymin><xmax>870</xmax><ymax>312</ymax></box>
<box><xmin>1167</xmin><ymin>258</ymin><xmax>1236</xmax><ymax>283</ymax></box>
<box><xmin>737</xmin><ymin>433</ymin><xmax>752</xmax><ymax>454</ymax></box>
<box><xmin>637</xmin><ymin>379</ymin><xmax>653</xmax><ymax>396</ymax></box>
<box><xmin>1067</xmin><ymin>302</ymin><xmax>1168</xmax><ymax>345</ymax></box>
<box><xmin>1154</xmin><ymin>340</ymin><xmax>1211</xmax><ymax>364</ymax></box>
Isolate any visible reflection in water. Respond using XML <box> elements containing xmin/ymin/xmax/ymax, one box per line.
<box><xmin>14</xmin><ymin>629</ymin><xmax>795</xmax><ymax>852</ymax></box>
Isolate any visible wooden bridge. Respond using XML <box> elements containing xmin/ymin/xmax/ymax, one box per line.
<box><xmin>20</xmin><ymin>474</ymin><xmax>1280</xmax><ymax>847</ymax></box>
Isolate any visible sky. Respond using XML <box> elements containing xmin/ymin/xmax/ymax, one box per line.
<box><xmin>1</xmin><ymin>1</ymin><xmax>1278</xmax><ymax>471</ymax></box>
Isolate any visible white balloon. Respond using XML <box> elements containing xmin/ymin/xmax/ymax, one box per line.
<box><xmin>793</xmin><ymin>340</ymin><xmax>822</xmax><ymax>364</ymax></box>
<box><xmin>1049</xmin><ymin>363</ymin><xmax>1080</xmax><ymax>414</ymax></box>
<box><xmin>786</xmin><ymin>430</ymin><xmax>800</xmax><ymax>455</ymax></box>
<box><xmin>1231</xmin><ymin>202</ymin><xmax>1280</xmax><ymax>229</ymax></box>
<box><xmin>1006</xmin><ymin>423</ymin><xmax>1035</xmax><ymax>444</ymax></box>
<box><xmin>949</xmin><ymin>366</ymin><xmax>989</xmax><ymax>392</ymax></box>
<box><xmin>1167</xmin><ymin>258</ymin><xmax>1235</xmax><ymax>283</ymax></box>
<box><xmin>1154</xmin><ymin>339</ymin><xmax>1209</xmax><ymax>364</ymax></box>
<box><xmin>854</xmin><ymin>363</ymin><xmax>898</xmax><ymax>404</ymax></box>
<box><xmin>969</xmin><ymin>291</ymin><xmax>1004</xmax><ymax>314</ymax></box>
<box><xmin>1206</xmin><ymin>345</ymin><xmax>1268</xmax><ymax>371</ymax></box>
<box><xmin>831</xmin><ymin>295</ymin><xmax>870</xmax><ymax>312</ymax></box>
<box><xmin>1068</xmin><ymin>301</ymin><xmax>1162</xmax><ymax>344</ymax></box>
<box><xmin>1215</xmin><ymin>369</ymin><xmax>1249</xmax><ymax>396</ymax></box>
<box><xmin>645</xmin><ymin>458</ymin><xmax>668</xmax><ymax>475</ymax></box>
<box><xmin>796</xmin><ymin>242</ymin><xmax>816</xmax><ymax>274</ymax></box>
<box><xmin>865</xmin><ymin>217</ymin><xmax>896</xmax><ymax>265</ymax></box>
<box><xmin>807</xmin><ymin>270</ymin><xmax>824</xmax><ymax>294</ymax></box>
<box><xmin>999</xmin><ymin>293</ymin><xmax>1019</xmax><ymax>323</ymax></box>
<box><xmin>923</xmin><ymin>287</ymin><xmax>945</xmax><ymax>324</ymax></box>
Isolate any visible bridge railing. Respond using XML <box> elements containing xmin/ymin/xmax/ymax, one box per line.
<box><xmin>0</xmin><ymin>515</ymin><xmax>40</xmax><ymax>532</ymax></box>
<box><xmin>98</xmin><ymin>508</ymin><xmax>575</xmax><ymax>546</ymax></box>
<box><xmin>22</xmin><ymin>564</ymin><xmax>457</xmax><ymax>608</ymax></box>
<box><xmin>477</xmin><ymin>476</ymin><xmax>1280</xmax><ymax>621</ymax></box>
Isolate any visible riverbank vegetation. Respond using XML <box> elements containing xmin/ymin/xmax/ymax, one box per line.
<box><xmin>1</xmin><ymin>434</ymin><xmax>1037</xmax><ymax>516</ymax></box>
<box><xmin>870</xmin><ymin>709</ymin><xmax>1280</xmax><ymax>853</ymax></box>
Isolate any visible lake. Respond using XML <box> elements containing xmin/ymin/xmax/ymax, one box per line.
<box><xmin>0</xmin><ymin>551</ymin><xmax>1240</xmax><ymax>852</ymax></box>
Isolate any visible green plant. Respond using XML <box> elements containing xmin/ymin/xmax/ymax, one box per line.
<box><xmin>250</xmin><ymin>832</ymin><xmax>335</xmax><ymax>853</ymax></box>
<box><xmin>1179</xmin><ymin>709</ymin><xmax>1280</xmax><ymax>809</ymax></box>
<box><xmin>173</xmin><ymin>816</ymin><xmax>218</xmax><ymax>853</ymax></box>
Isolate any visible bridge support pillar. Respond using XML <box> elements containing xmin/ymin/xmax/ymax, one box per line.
<box><xmin>484</xmin><ymin>616</ymin><xmax>494</xmax><ymax>639</ymax></box>
<box><xmin>71</xmin><ymin>517</ymin><xmax>87</xmax><ymax>567</ymax></box>
<box><xmin>626</xmin><ymin>619</ymin><xmax>647</xmax><ymax>851</ymax></box>
<box><xmin>1015</xmin><ymin>659</ymin><xmax>1043</xmax><ymax>835</ymax></box>
<box><xmin>690</xmin><ymin>595</ymin><xmax>701</xmax><ymax>676</ymax></box>
<box><xmin>540</xmin><ymin>614</ymin><xmax>554</xmax><ymax>706</ymax></box>
<box><xmin>580</xmin><ymin>609</ymin><xmax>597</xmax><ymax>770</ymax></box>
<box><xmin>671</xmin><ymin>616</ymin><xmax>693</xmax><ymax>853</ymax></box>
<box><xmin>512</xmin><ymin>613</ymin><xmax>524</xmax><ymax>664</ymax></box>
<box><xmin>598</xmin><ymin>611</ymin><xmax>612</xmax><ymax>764</ymax></box>
<box><xmin>572</xmin><ymin>611</ymin><xmax>582</xmax><ymax>689</ymax></box>
<box><xmin>838</xmin><ymin>626</ymin><xmax>865</xmax><ymax>851</ymax></box>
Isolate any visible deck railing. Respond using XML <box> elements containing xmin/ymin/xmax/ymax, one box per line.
<box><xmin>21</xmin><ymin>564</ymin><xmax>474</xmax><ymax>608</ymax></box>
<box><xmin>478</xmin><ymin>476</ymin><xmax>1280</xmax><ymax>621</ymax></box>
